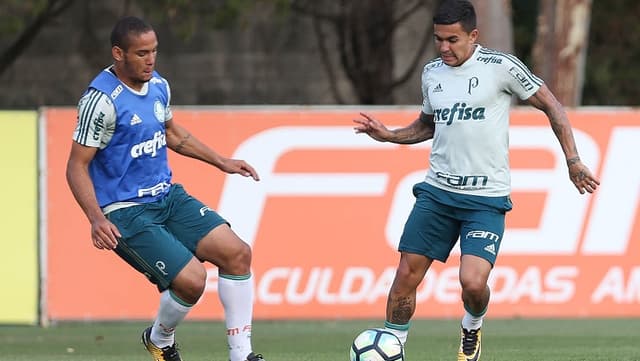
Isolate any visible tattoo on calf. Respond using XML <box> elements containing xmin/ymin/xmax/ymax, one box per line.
<box><xmin>391</xmin><ymin>296</ymin><xmax>414</xmax><ymax>324</ymax></box>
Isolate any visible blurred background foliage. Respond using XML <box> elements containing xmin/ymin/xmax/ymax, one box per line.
<box><xmin>0</xmin><ymin>0</ymin><xmax>638</xmax><ymax>106</ymax></box>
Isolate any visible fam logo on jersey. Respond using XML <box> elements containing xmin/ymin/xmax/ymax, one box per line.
<box><xmin>508</xmin><ymin>66</ymin><xmax>534</xmax><ymax>91</ymax></box>
<box><xmin>433</xmin><ymin>102</ymin><xmax>486</xmax><ymax>125</ymax></box>
<box><xmin>154</xmin><ymin>100</ymin><xmax>165</xmax><ymax>122</ymax></box>
<box><xmin>435</xmin><ymin>171</ymin><xmax>489</xmax><ymax>189</ymax></box>
<box><xmin>111</xmin><ymin>84</ymin><xmax>123</xmax><ymax>100</ymax></box>
<box><xmin>466</xmin><ymin>230</ymin><xmax>500</xmax><ymax>256</ymax></box>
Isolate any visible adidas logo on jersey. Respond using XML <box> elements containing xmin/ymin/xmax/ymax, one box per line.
<box><xmin>484</xmin><ymin>243</ymin><xmax>496</xmax><ymax>255</ymax></box>
<box><xmin>433</xmin><ymin>83</ymin><xmax>443</xmax><ymax>92</ymax></box>
<box><xmin>130</xmin><ymin>113</ymin><xmax>142</xmax><ymax>125</ymax></box>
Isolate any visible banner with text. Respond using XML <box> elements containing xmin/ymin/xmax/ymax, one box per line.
<box><xmin>44</xmin><ymin>107</ymin><xmax>639</xmax><ymax>320</ymax></box>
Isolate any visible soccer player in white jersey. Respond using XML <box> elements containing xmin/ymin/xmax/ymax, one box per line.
<box><xmin>353</xmin><ymin>1</ymin><xmax>599</xmax><ymax>360</ymax></box>
<box><xmin>66</xmin><ymin>16</ymin><xmax>266</xmax><ymax>361</ymax></box>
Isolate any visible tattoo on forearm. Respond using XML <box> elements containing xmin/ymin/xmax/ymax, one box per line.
<box><xmin>175</xmin><ymin>133</ymin><xmax>191</xmax><ymax>152</ymax></box>
<box><xmin>566</xmin><ymin>156</ymin><xmax>580</xmax><ymax>166</ymax></box>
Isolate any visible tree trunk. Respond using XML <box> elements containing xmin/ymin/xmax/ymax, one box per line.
<box><xmin>472</xmin><ymin>0</ymin><xmax>514</xmax><ymax>53</ymax></box>
<box><xmin>532</xmin><ymin>0</ymin><xmax>592</xmax><ymax>106</ymax></box>
<box><xmin>342</xmin><ymin>0</ymin><xmax>396</xmax><ymax>104</ymax></box>
<box><xmin>293</xmin><ymin>0</ymin><xmax>434</xmax><ymax>105</ymax></box>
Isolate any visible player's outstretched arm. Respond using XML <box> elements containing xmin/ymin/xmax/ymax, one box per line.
<box><xmin>353</xmin><ymin>112</ymin><xmax>434</xmax><ymax>144</ymax></box>
<box><xmin>526</xmin><ymin>84</ymin><xmax>600</xmax><ymax>194</ymax></box>
<box><xmin>165</xmin><ymin>118</ymin><xmax>260</xmax><ymax>181</ymax></box>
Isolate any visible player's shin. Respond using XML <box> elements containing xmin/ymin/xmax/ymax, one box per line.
<box><xmin>151</xmin><ymin>290</ymin><xmax>193</xmax><ymax>347</ymax></box>
<box><xmin>218</xmin><ymin>273</ymin><xmax>255</xmax><ymax>361</ymax></box>
<box><xmin>384</xmin><ymin>320</ymin><xmax>410</xmax><ymax>345</ymax></box>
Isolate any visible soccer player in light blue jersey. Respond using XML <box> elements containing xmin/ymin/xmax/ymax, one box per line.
<box><xmin>66</xmin><ymin>16</ymin><xmax>265</xmax><ymax>361</ymax></box>
<box><xmin>353</xmin><ymin>1</ymin><xmax>599</xmax><ymax>360</ymax></box>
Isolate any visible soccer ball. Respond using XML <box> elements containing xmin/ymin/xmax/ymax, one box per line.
<box><xmin>350</xmin><ymin>328</ymin><xmax>404</xmax><ymax>361</ymax></box>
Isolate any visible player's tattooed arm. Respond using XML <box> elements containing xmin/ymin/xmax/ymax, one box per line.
<box><xmin>566</xmin><ymin>156</ymin><xmax>581</xmax><ymax>166</ymax></box>
<box><xmin>165</xmin><ymin>118</ymin><xmax>224</xmax><ymax>164</ymax></box>
<box><xmin>353</xmin><ymin>112</ymin><xmax>434</xmax><ymax>144</ymax></box>
<box><xmin>174</xmin><ymin>133</ymin><xmax>191</xmax><ymax>152</ymax></box>
<box><xmin>389</xmin><ymin>115</ymin><xmax>434</xmax><ymax>144</ymax></box>
<box><xmin>526</xmin><ymin>84</ymin><xmax>580</xmax><ymax>161</ymax></box>
<box><xmin>165</xmin><ymin>118</ymin><xmax>260</xmax><ymax>180</ymax></box>
<box><xmin>527</xmin><ymin>84</ymin><xmax>600</xmax><ymax>193</ymax></box>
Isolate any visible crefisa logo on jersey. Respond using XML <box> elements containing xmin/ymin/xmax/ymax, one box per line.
<box><xmin>154</xmin><ymin>100</ymin><xmax>165</xmax><ymax>122</ymax></box>
<box><xmin>92</xmin><ymin>111</ymin><xmax>105</xmax><ymax>141</ymax></box>
<box><xmin>433</xmin><ymin>102</ymin><xmax>486</xmax><ymax>125</ymax></box>
<box><xmin>477</xmin><ymin>55</ymin><xmax>502</xmax><ymax>64</ymax></box>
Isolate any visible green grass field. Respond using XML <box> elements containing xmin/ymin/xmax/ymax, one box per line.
<box><xmin>1</xmin><ymin>319</ymin><xmax>639</xmax><ymax>361</ymax></box>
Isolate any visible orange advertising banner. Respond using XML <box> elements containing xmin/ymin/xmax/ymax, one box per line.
<box><xmin>44</xmin><ymin>107</ymin><xmax>639</xmax><ymax>321</ymax></box>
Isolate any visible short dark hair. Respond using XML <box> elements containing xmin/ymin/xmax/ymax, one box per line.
<box><xmin>110</xmin><ymin>16</ymin><xmax>154</xmax><ymax>50</ymax></box>
<box><xmin>433</xmin><ymin>0</ymin><xmax>477</xmax><ymax>33</ymax></box>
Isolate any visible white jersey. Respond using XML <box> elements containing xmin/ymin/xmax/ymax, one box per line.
<box><xmin>421</xmin><ymin>45</ymin><xmax>542</xmax><ymax>196</ymax></box>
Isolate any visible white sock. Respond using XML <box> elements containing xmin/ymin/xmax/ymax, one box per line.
<box><xmin>461</xmin><ymin>309</ymin><xmax>484</xmax><ymax>330</ymax></box>
<box><xmin>384</xmin><ymin>321</ymin><xmax>409</xmax><ymax>345</ymax></box>
<box><xmin>151</xmin><ymin>290</ymin><xmax>193</xmax><ymax>348</ymax></box>
<box><xmin>218</xmin><ymin>273</ymin><xmax>254</xmax><ymax>361</ymax></box>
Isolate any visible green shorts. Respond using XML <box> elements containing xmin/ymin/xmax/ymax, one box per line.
<box><xmin>106</xmin><ymin>183</ymin><xmax>227</xmax><ymax>290</ymax></box>
<box><xmin>398</xmin><ymin>182</ymin><xmax>512</xmax><ymax>266</ymax></box>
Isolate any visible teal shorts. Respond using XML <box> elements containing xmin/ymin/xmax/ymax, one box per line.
<box><xmin>398</xmin><ymin>182</ymin><xmax>512</xmax><ymax>266</ymax></box>
<box><xmin>106</xmin><ymin>183</ymin><xmax>227</xmax><ymax>290</ymax></box>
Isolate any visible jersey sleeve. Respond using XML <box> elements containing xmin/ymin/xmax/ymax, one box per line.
<box><xmin>164</xmin><ymin>80</ymin><xmax>173</xmax><ymax>122</ymax></box>
<box><xmin>73</xmin><ymin>89</ymin><xmax>117</xmax><ymax>148</ymax></box>
<box><xmin>421</xmin><ymin>63</ymin><xmax>434</xmax><ymax>114</ymax></box>
<box><xmin>501</xmin><ymin>54</ymin><xmax>543</xmax><ymax>100</ymax></box>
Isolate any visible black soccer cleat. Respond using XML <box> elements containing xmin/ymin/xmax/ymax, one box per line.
<box><xmin>457</xmin><ymin>326</ymin><xmax>481</xmax><ymax>361</ymax></box>
<box><xmin>245</xmin><ymin>352</ymin><xmax>266</xmax><ymax>361</ymax></box>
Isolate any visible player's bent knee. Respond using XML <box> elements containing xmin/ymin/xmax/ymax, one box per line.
<box><xmin>171</xmin><ymin>259</ymin><xmax>207</xmax><ymax>303</ymax></box>
<box><xmin>460</xmin><ymin>277</ymin><xmax>487</xmax><ymax>297</ymax></box>
<box><xmin>170</xmin><ymin>280</ymin><xmax>205</xmax><ymax>304</ymax></box>
<box><xmin>390</xmin><ymin>269</ymin><xmax>423</xmax><ymax>293</ymax></box>
<box><xmin>219</xmin><ymin>243</ymin><xmax>252</xmax><ymax>275</ymax></box>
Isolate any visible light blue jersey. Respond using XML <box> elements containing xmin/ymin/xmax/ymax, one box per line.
<box><xmin>73</xmin><ymin>67</ymin><xmax>173</xmax><ymax>207</ymax></box>
<box><xmin>421</xmin><ymin>45</ymin><xmax>542</xmax><ymax>197</ymax></box>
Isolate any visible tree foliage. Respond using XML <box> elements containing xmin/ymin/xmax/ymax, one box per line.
<box><xmin>135</xmin><ymin>0</ymin><xmax>291</xmax><ymax>40</ymax></box>
<box><xmin>511</xmin><ymin>0</ymin><xmax>538</xmax><ymax>66</ymax></box>
<box><xmin>1</xmin><ymin>0</ymin><xmax>640</xmax><ymax>105</ymax></box>
<box><xmin>290</xmin><ymin>0</ymin><xmax>436</xmax><ymax>104</ymax></box>
<box><xmin>0</xmin><ymin>0</ymin><xmax>75</xmax><ymax>76</ymax></box>
<box><xmin>582</xmin><ymin>0</ymin><xmax>640</xmax><ymax>105</ymax></box>
<box><xmin>136</xmin><ymin>0</ymin><xmax>436</xmax><ymax>105</ymax></box>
